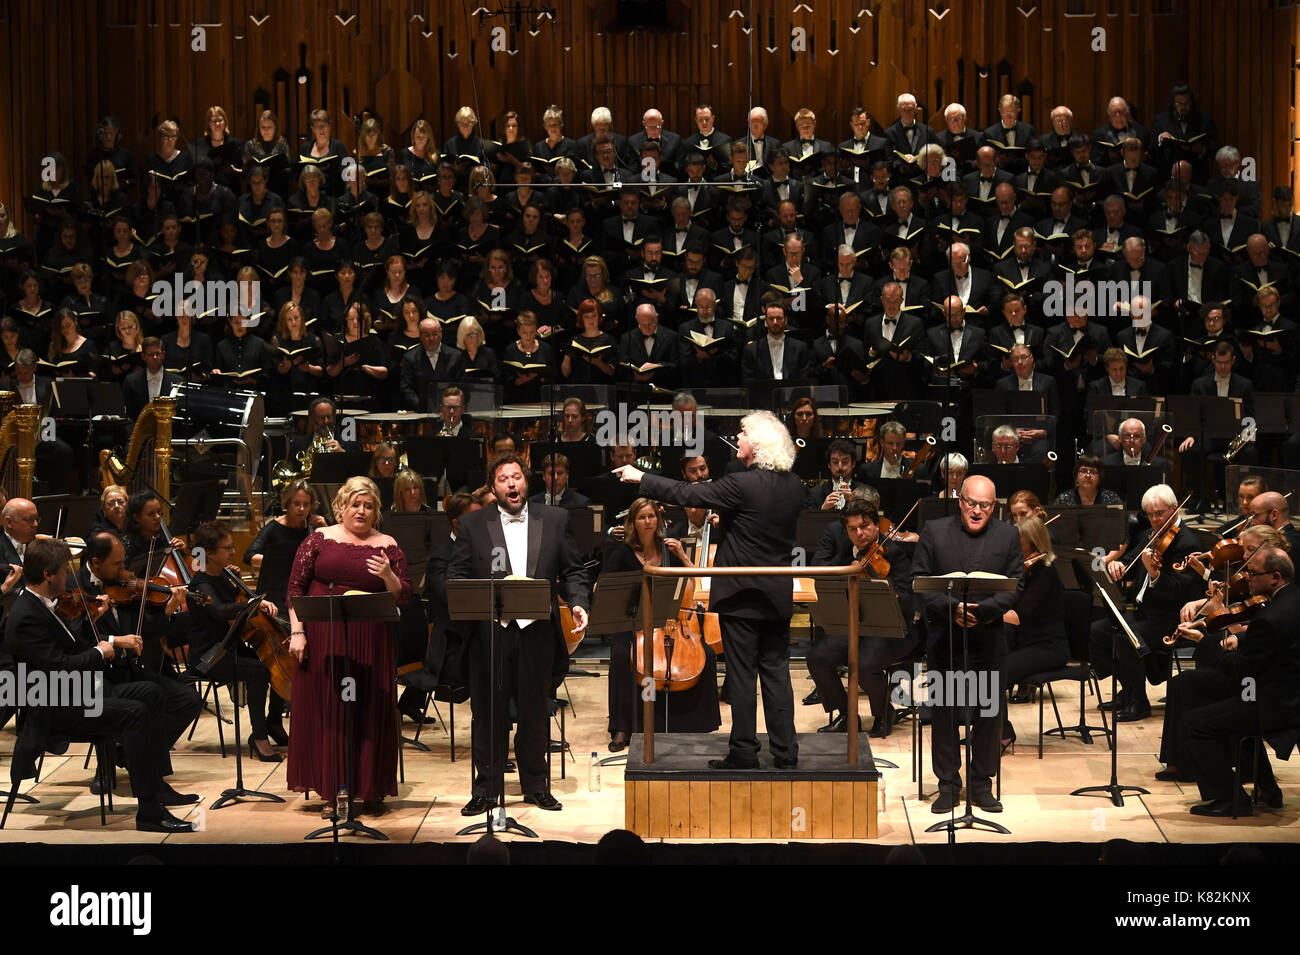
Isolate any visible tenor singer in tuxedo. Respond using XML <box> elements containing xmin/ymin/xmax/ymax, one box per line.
<box><xmin>449</xmin><ymin>453</ymin><xmax>590</xmax><ymax>814</ymax></box>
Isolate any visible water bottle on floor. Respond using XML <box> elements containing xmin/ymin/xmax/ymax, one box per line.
<box><xmin>588</xmin><ymin>752</ymin><xmax>601</xmax><ymax>792</ymax></box>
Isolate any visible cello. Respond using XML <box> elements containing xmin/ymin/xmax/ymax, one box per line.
<box><xmin>678</xmin><ymin>510</ymin><xmax>723</xmax><ymax>655</ymax></box>
<box><xmin>631</xmin><ymin>534</ymin><xmax>707</xmax><ymax>693</ymax></box>
<box><xmin>222</xmin><ymin>567</ymin><xmax>298</xmax><ymax>700</ymax></box>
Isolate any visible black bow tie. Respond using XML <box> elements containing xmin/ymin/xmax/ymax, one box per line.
<box><xmin>1221</xmin><ymin>213</ymin><xmax>1235</xmax><ymax>219</ymax></box>
<box><xmin>1274</xmin><ymin>216</ymin><xmax>1290</xmax><ymax>224</ymax></box>
<box><xmin>1000</xmin><ymin>215</ymin><xmax>1012</xmax><ymax>222</ymax></box>
<box><xmin>1189</xmin><ymin>263</ymin><xmax>1202</xmax><ymax>270</ymax></box>
<box><xmin>981</xmin><ymin>176</ymin><xmax>994</xmax><ymax>183</ymax></box>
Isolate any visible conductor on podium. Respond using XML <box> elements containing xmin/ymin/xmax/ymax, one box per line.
<box><xmin>614</xmin><ymin>410</ymin><xmax>806</xmax><ymax>770</ymax></box>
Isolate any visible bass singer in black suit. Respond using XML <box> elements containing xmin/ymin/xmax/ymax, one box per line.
<box><xmin>614</xmin><ymin>410</ymin><xmax>806</xmax><ymax>769</ymax></box>
<box><xmin>448</xmin><ymin>453</ymin><xmax>590</xmax><ymax>815</ymax></box>
<box><xmin>911</xmin><ymin>474</ymin><xmax>1024</xmax><ymax>814</ymax></box>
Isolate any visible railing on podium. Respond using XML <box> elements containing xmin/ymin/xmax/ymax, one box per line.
<box><xmin>639</xmin><ymin>562</ymin><xmax>866</xmax><ymax>765</ymax></box>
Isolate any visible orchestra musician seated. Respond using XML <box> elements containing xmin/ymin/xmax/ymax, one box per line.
<box><xmin>1001</xmin><ymin>516</ymin><xmax>1069</xmax><ymax>744</ymax></box>
<box><xmin>528</xmin><ymin>453</ymin><xmax>590</xmax><ymax>508</ymax></box>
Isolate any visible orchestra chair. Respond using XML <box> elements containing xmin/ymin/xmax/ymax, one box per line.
<box><xmin>395</xmin><ymin>620</ymin><xmax>465</xmax><ymax>779</ymax></box>
<box><xmin>173</xmin><ymin>645</ymin><xmax>231</xmax><ymax>758</ymax></box>
<box><xmin>1232</xmin><ymin>728</ymin><xmax>1300</xmax><ymax>819</ymax></box>
<box><xmin>1017</xmin><ymin>589</ymin><xmax>1111</xmax><ymax>760</ymax></box>
<box><xmin>548</xmin><ymin>697</ymin><xmax>572</xmax><ymax>780</ymax></box>
<box><xmin>1</xmin><ymin>708</ymin><xmax>115</xmax><ymax>829</ymax></box>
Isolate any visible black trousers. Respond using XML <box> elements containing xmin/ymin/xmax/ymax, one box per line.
<box><xmin>198</xmin><ymin>646</ymin><xmax>283</xmax><ymax>738</ymax></box>
<box><xmin>1089</xmin><ymin>612</ymin><xmax>1172</xmax><ymax>700</ymax></box>
<box><xmin>1004</xmin><ymin>641</ymin><xmax>1070</xmax><ymax>687</ymax></box>
<box><xmin>721</xmin><ymin>615</ymin><xmax>797</xmax><ymax>765</ymax></box>
<box><xmin>1159</xmin><ymin>666</ymin><xmax>1238</xmax><ymax>769</ymax></box>
<box><xmin>1184</xmin><ymin>698</ymin><xmax>1274</xmax><ymax>803</ymax></box>
<box><xmin>806</xmin><ymin>632</ymin><xmax>918</xmax><ymax>724</ymax></box>
<box><xmin>468</xmin><ymin>620</ymin><xmax>554</xmax><ymax>797</ymax></box>
<box><xmin>71</xmin><ymin>679</ymin><xmax>166</xmax><ymax>801</ymax></box>
<box><xmin>121</xmin><ymin>671</ymin><xmax>202</xmax><ymax>779</ymax></box>
<box><xmin>929</xmin><ymin>626</ymin><xmax>1004</xmax><ymax>797</ymax></box>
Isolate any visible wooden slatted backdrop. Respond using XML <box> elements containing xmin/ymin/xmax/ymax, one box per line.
<box><xmin>2</xmin><ymin>0</ymin><xmax>1296</xmax><ymax>233</ymax></box>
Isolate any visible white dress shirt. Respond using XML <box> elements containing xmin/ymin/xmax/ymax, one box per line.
<box><xmin>500</xmin><ymin>505</ymin><xmax>535</xmax><ymax>627</ymax></box>
<box><xmin>767</xmin><ymin>334</ymin><xmax>786</xmax><ymax>379</ymax></box>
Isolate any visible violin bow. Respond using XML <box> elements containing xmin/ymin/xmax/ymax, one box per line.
<box><xmin>1121</xmin><ymin>493</ymin><xmax>1192</xmax><ymax>579</ymax></box>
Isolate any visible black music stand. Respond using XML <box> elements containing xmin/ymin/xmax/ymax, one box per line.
<box><xmin>296</xmin><ymin>590</ymin><xmax>400</xmax><ymax>842</ymax></box>
<box><xmin>913</xmin><ymin>572</ymin><xmax>1019</xmax><ymax>839</ymax></box>
<box><xmin>308</xmin><ymin>451</ymin><xmax>374</xmax><ymax>483</ymax></box>
<box><xmin>809</xmin><ymin>578</ymin><xmax>908</xmax><ymax>769</ymax></box>
<box><xmin>1069</xmin><ymin>565</ymin><xmax>1151</xmax><ymax>808</ymax></box>
<box><xmin>196</xmin><ymin>597</ymin><xmax>286</xmax><ymax>810</ymax></box>
<box><xmin>447</xmin><ymin>576</ymin><xmax>553</xmax><ymax>838</ymax></box>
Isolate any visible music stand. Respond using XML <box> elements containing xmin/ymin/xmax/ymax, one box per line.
<box><xmin>447</xmin><ymin>576</ymin><xmax>554</xmax><ymax>838</ymax></box>
<box><xmin>913</xmin><ymin>572</ymin><xmax>1019</xmax><ymax>839</ymax></box>
<box><xmin>1069</xmin><ymin>563</ymin><xmax>1151</xmax><ymax>808</ymax></box>
<box><xmin>810</xmin><ymin>578</ymin><xmax>907</xmax><ymax>769</ymax></box>
<box><xmin>195</xmin><ymin>597</ymin><xmax>286</xmax><ymax>810</ymax></box>
<box><xmin>309</xmin><ymin>451</ymin><xmax>374</xmax><ymax>483</ymax></box>
<box><xmin>584</xmin><ymin>571</ymin><xmax>686</xmax><ymax>766</ymax></box>
<box><xmin>295</xmin><ymin>590</ymin><xmax>400</xmax><ymax>842</ymax></box>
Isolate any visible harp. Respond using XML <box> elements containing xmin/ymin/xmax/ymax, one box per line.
<box><xmin>0</xmin><ymin>393</ymin><xmax>39</xmax><ymax>499</ymax></box>
<box><xmin>99</xmin><ymin>395</ymin><xmax>175</xmax><ymax>508</ymax></box>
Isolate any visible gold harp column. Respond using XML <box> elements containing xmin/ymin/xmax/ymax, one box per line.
<box><xmin>152</xmin><ymin>396</ymin><xmax>176</xmax><ymax>515</ymax></box>
<box><xmin>14</xmin><ymin>403</ymin><xmax>39</xmax><ymax>500</ymax></box>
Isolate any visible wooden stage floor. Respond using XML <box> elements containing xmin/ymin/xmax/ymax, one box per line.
<box><xmin>0</xmin><ymin>659</ymin><xmax>1296</xmax><ymax>849</ymax></box>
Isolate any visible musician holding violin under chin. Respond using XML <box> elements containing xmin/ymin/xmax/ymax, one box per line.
<box><xmin>1087</xmin><ymin>484</ymin><xmax>1202</xmax><ymax>723</ymax></box>
<box><xmin>76</xmin><ymin>530</ymin><xmax>203</xmax><ymax>798</ymax></box>
<box><xmin>186</xmin><ymin>520</ymin><xmax>287</xmax><ymax>762</ymax></box>
<box><xmin>1000</xmin><ymin>517</ymin><xmax>1068</xmax><ymax>746</ymax></box>
<box><xmin>601</xmin><ymin>498</ymin><xmax>721</xmax><ymax>753</ymax></box>
<box><xmin>807</xmin><ymin>499</ymin><xmax>914</xmax><ymax>738</ymax></box>
<box><xmin>1172</xmin><ymin>546</ymin><xmax>1300</xmax><ymax>817</ymax></box>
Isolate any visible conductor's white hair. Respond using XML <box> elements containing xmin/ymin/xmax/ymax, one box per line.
<box><xmin>1141</xmin><ymin>483</ymin><xmax>1177</xmax><ymax>512</ymax></box>
<box><xmin>741</xmin><ymin>410</ymin><xmax>796</xmax><ymax>472</ymax></box>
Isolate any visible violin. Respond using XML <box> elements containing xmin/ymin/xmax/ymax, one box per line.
<box><xmin>223</xmin><ymin>567</ymin><xmax>297</xmax><ymax>700</ymax></box>
<box><xmin>1023</xmin><ymin>551</ymin><xmax>1047</xmax><ymax>573</ymax></box>
<box><xmin>1173</xmin><ymin>538</ymin><xmax>1244</xmax><ymax>578</ymax></box>
<box><xmin>1121</xmin><ymin>493</ymin><xmax>1190</xmax><ymax>578</ymax></box>
<box><xmin>55</xmin><ymin>588</ymin><xmax>98</xmax><ymax>621</ymax></box>
<box><xmin>1204</xmin><ymin>595</ymin><xmax>1268</xmax><ymax>632</ymax></box>
<box><xmin>858</xmin><ymin>498</ymin><xmax>921</xmax><ymax>579</ymax></box>
<box><xmin>104</xmin><ymin>576</ymin><xmax>212</xmax><ymax>608</ymax></box>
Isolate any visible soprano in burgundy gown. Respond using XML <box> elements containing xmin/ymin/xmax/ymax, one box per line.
<box><xmin>286</xmin><ymin>532</ymin><xmax>412</xmax><ymax>802</ymax></box>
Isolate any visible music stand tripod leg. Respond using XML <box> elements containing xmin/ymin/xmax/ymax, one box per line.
<box><xmin>1069</xmin><ymin>624</ymin><xmax>1149</xmax><ymax>808</ymax></box>
<box><xmin>209</xmin><ymin>671</ymin><xmax>285</xmax><ymax>810</ymax></box>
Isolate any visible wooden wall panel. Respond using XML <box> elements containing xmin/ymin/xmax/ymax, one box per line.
<box><xmin>2</xmin><ymin>0</ymin><xmax>1295</xmax><ymax>234</ymax></box>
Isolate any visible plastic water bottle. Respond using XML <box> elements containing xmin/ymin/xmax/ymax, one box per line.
<box><xmin>588</xmin><ymin>752</ymin><xmax>601</xmax><ymax>792</ymax></box>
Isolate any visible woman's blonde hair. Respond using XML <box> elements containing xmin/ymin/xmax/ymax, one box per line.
<box><xmin>392</xmin><ymin>469</ymin><xmax>428</xmax><ymax>512</ymax></box>
<box><xmin>457</xmin><ymin>316</ymin><xmax>485</xmax><ymax>349</ymax></box>
<box><xmin>332</xmin><ymin>476</ymin><xmax>383</xmax><ymax>526</ymax></box>
<box><xmin>1017</xmin><ymin>515</ymin><xmax>1055</xmax><ymax>566</ymax></box>
<box><xmin>100</xmin><ymin>484</ymin><xmax>128</xmax><ymax>508</ymax></box>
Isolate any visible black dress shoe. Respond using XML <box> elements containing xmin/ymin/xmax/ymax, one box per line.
<box><xmin>461</xmin><ymin>795</ymin><xmax>496</xmax><ymax>816</ymax></box>
<box><xmin>868</xmin><ymin>717</ymin><xmax>892</xmax><ymax>739</ymax></box>
<box><xmin>1009</xmin><ymin>686</ymin><xmax>1034</xmax><ymax>704</ymax></box>
<box><xmin>708</xmin><ymin>756</ymin><xmax>760</xmax><ymax>770</ymax></box>
<box><xmin>504</xmin><ymin>760</ymin><xmax>517</xmax><ymax>773</ymax></box>
<box><xmin>1114</xmin><ymin>699</ymin><xmax>1152</xmax><ymax>722</ymax></box>
<box><xmin>802</xmin><ymin>688</ymin><xmax>821</xmax><ymax>706</ymax></box>
<box><xmin>156</xmin><ymin>785</ymin><xmax>201</xmax><ymax>807</ymax></box>
<box><xmin>1257</xmin><ymin>786</ymin><xmax>1284</xmax><ymax>809</ymax></box>
<box><xmin>931</xmin><ymin>790</ymin><xmax>959</xmax><ymax>813</ymax></box>
<box><xmin>523</xmin><ymin>791</ymin><xmax>562</xmax><ymax>811</ymax></box>
<box><xmin>1098</xmin><ymin>692</ymin><xmax>1128</xmax><ymax>712</ymax></box>
<box><xmin>773</xmin><ymin>756</ymin><xmax>798</xmax><ymax>769</ymax></box>
<box><xmin>1154</xmin><ymin>767</ymin><xmax>1193</xmax><ymax>782</ymax></box>
<box><xmin>972</xmin><ymin>791</ymin><xmax>1003</xmax><ymax>812</ymax></box>
<box><xmin>1190</xmin><ymin>798</ymin><xmax>1251</xmax><ymax>818</ymax></box>
<box><xmin>136</xmin><ymin>809</ymin><xmax>194</xmax><ymax>833</ymax></box>
<box><xmin>609</xmin><ymin>733</ymin><xmax>629</xmax><ymax>752</ymax></box>
<box><xmin>817</xmin><ymin>711</ymin><xmax>862</xmax><ymax>734</ymax></box>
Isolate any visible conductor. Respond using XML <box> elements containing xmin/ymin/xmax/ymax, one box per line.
<box><xmin>614</xmin><ymin>410</ymin><xmax>806</xmax><ymax>770</ymax></box>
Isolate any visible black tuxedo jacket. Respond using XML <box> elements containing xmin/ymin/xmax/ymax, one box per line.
<box><xmin>991</xmin><ymin>256</ymin><xmax>1054</xmax><ymax>313</ymax></box>
<box><xmin>987</xmin><ymin>322</ymin><xmax>1046</xmax><ymax>360</ymax></box>
<box><xmin>742</xmin><ymin>134</ymin><xmax>783</xmax><ymax>175</ymax></box>
<box><xmin>962</xmin><ymin>169</ymin><xmax>1014</xmax><ymax>208</ymax></box>
<box><xmin>819</xmin><ymin>220</ymin><xmax>881</xmax><ymax>271</ymax></box>
<box><xmin>930</xmin><ymin>268</ymin><xmax>997</xmax><ymax>321</ymax></box>
<box><xmin>816</xmin><ymin>535</ymin><xmax>913</xmax><ymax>618</ymax></box>
<box><xmin>626</xmin><ymin>130</ymin><xmax>683</xmax><ymax>175</ymax></box>
<box><xmin>640</xmin><ymin>468</ymin><xmax>806</xmax><ymax>619</ymax></box>
<box><xmin>1260</xmin><ymin>215</ymin><xmax>1300</xmax><ymax>260</ymax></box>
<box><xmin>682</xmin><ymin>130</ymin><xmax>733</xmax><ymax>170</ymax></box>
<box><xmin>1202</xmin><ymin>212</ymin><xmax>1261</xmax><ymax>258</ymax></box>
<box><xmin>1236</xmin><ymin>584</ymin><xmax>1300</xmax><ymax>744</ymax></box>
<box><xmin>1169</xmin><ymin>256</ymin><xmax>1231</xmax><ymax>310</ymax></box>
<box><xmin>1109</xmin><ymin>258</ymin><xmax>1173</xmax><ymax>310</ymax></box>
<box><xmin>862</xmin><ymin>311</ymin><xmax>927</xmax><ymax>400</ymax></box>
<box><xmin>618</xmin><ymin>326</ymin><xmax>683</xmax><ymax>385</ymax></box>
<box><xmin>924</xmin><ymin>323</ymin><xmax>988</xmax><ymax>380</ymax></box>
<box><xmin>528</xmin><ymin>488</ymin><xmax>591</xmax><ymax>508</ymax></box>
<box><xmin>869</xmin><ymin>274</ymin><xmax>931</xmax><ymax>316</ymax></box>
<box><xmin>398</xmin><ymin>344</ymin><xmax>467</xmax><ymax>410</ymax></box>
<box><xmin>810</xmin><ymin>333</ymin><xmax>868</xmax><ymax>392</ymax></box>
<box><xmin>758</xmin><ymin>177</ymin><xmax>806</xmax><ymax>218</ymax></box>
<box><xmin>1086</xmin><ymin>375</ymin><xmax>1148</xmax><ymax>398</ymax></box>
<box><xmin>882</xmin><ymin>121</ymin><xmax>933</xmax><ymax>164</ymax></box>
<box><xmin>995</xmin><ymin>370</ymin><xmax>1061</xmax><ymax>419</ymax></box>
<box><xmin>1190</xmin><ymin>372</ymin><xmax>1254</xmax><ymax>410</ymax></box>
<box><xmin>1101</xmin><ymin>162</ymin><xmax>1163</xmax><ymax>207</ymax></box>
<box><xmin>819</xmin><ymin>271</ymin><xmax>873</xmax><ymax>319</ymax></box>
<box><xmin>1205</xmin><ymin>176</ymin><xmax>1262</xmax><ymax>220</ymax></box>
<box><xmin>122</xmin><ymin>369</ymin><xmax>181</xmax><ymax>420</ymax></box>
<box><xmin>981</xmin><ymin>210</ymin><xmax>1036</xmax><ymax>262</ymax></box>
<box><xmin>740</xmin><ymin>335</ymin><xmax>813</xmax><ymax>383</ymax></box>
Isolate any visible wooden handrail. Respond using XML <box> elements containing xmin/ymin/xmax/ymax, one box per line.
<box><xmin>639</xmin><ymin>561</ymin><xmax>868</xmax><ymax>765</ymax></box>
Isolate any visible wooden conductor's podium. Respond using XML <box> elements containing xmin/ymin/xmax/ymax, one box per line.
<box><xmin>621</xmin><ymin>564</ymin><xmax>904</xmax><ymax>840</ymax></box>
